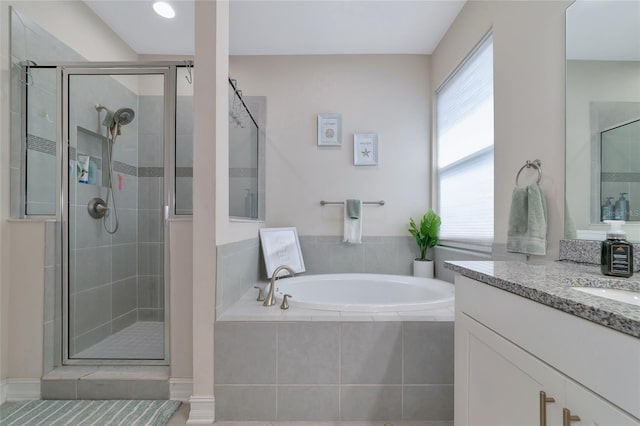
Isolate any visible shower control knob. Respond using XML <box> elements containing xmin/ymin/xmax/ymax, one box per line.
<box><xmin>87</xmin><ymin>197</ymin><xmax>108</xmax><ymax>219</ymax></box>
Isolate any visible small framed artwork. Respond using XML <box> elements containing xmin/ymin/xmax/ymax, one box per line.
<box><xmin>354</xmin><ymin>133</ymin><xmax>378</xmax><ymax>166</ymax></box>
<box><xmin>317</xmin><ymin>113</ymin><xmax>342</xmax><ymax>146</ymax></box>
<box><xmin>259</xmin><ymin>227</ymin><xmax>306</xmax><ymax>279</ymax></box>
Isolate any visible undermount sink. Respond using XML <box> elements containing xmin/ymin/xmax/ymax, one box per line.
<box><xmin>572</xmin><ymin>287</ymin><xmax>640</xmax><ymax>307</ymax></box>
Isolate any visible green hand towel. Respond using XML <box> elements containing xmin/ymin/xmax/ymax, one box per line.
<box><xmin>507</xmin><ymin>183</ymin><xmax>548</xmax><ymax>256</ymax></box>
<box><xmin>346</xmin><ymin>199</ymin><xmax>361</xmax><ymax>219</ymax></box>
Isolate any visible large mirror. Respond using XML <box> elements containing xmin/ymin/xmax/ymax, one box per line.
<box><xmin>565</xmin><ymin>0</ymin><xmax>640</xmax><ymax>240</ymax></box>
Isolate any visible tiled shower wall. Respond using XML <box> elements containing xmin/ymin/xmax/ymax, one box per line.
<box><xmin>44</xmin><ymin>221</ymin><xmax>62</xmax><ymax>374</ymax></box>
<box><xmin>68</xmin><ymin>74</ymin><xmax>140</xmax><ymax>355</ymax></box>
<box><xmin>176</xmin><ymin>95</ymin><xmax>193</xmax><ymax>215</ymax></box>
<box><xmin>11</xmin><ymin>10</ymin><xmax>183</xmax><ymax>357</ymax></box>
<box><xmin>137</xmin><ymin>96</ymin><xmax>165</xmax><ymax>321</ymax></box>
<box><xmin>10</xmin><ymin>8</ymin><xmax>84</xmax><ymax>217</ymax></box>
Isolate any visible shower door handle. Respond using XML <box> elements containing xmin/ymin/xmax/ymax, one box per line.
<box><xmin>164</xmin><ymin>205</ymin><xmax>169</xmax><ymax>227</ymax></box>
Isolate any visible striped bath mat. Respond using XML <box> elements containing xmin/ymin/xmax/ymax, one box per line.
<box><xmin>0</xmin><ymin>400</ymin><xmax>181</xmax><ymax>426</ymax></box>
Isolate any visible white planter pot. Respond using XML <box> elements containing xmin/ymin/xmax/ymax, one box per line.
<box><xmin>413</xmin><ymin>259</ymin><xmax>434</xmax><ymax>278</ymax></box>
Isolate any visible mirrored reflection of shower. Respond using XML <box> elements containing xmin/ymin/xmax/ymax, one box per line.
<box><xmin>90</xmin><ymin>104</ymin><xmax>136</xmax><ymax>234</ymax></box>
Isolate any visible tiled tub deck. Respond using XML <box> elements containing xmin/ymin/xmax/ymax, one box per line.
<box><xmin>215</xmin><ymin>290</ymin><xmax>454</xmax><ymax>422</ymax></box>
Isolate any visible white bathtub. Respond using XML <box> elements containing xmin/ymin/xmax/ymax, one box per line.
<box><xmin>273</xmin><ymin>273</ymin><xmax>454</xmax><ymax>313</ymax></box>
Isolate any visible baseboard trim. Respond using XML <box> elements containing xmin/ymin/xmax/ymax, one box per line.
<box><xmin>169</xmin><ymin>378</ymin><xmax>193</xmax><ymax>402</ymax></box>
<box><xmin>5</xmin><ymin>378</ymin><xmax>41</xmax><ymax>401</ymax></box>
<box><xmin>186</xmin><ymin>395</ymin><xmax>215</xmax><ymax>424</ymax></box>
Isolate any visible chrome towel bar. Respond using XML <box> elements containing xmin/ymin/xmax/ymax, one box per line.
<box><xmin>320</xmin><ymin>200</ymin><xmax>385</xmax><ymax>206</ymax></box>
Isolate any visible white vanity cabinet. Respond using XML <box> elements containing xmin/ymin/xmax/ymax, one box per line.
<box><xmin>455</xmin><ymin>275</ymin><xmax>640</xmax><ymax>426</ymax></box>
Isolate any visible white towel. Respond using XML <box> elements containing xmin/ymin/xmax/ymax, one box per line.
<box><xmin>343</xmin><ymin>200</ymin><xmax>362</xmax><ymax>244</ymax></box>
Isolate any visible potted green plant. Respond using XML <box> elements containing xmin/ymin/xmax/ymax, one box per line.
<box><xmin>408</xmin><ymin>209</ymin><xmax>441</xmax><ymax>278</ymax></box>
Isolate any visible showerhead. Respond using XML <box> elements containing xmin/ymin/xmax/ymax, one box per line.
<box><xmin>101</xmin><ymin>109</ymin><xmax>115</xmax><ymax>127</ymax></box>
<box><xmin>113</xmin><ymin>107</ymin><xmax>135</xmax><ymax>126</ymax></box>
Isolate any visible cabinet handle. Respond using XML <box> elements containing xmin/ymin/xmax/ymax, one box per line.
<box><xmin>539</xmin><ymin>391</ymin><xmax>556</xmax><ymax>426</ymax></box>
<box><xmin>563</xmin><ymin>408</ymin><xmax>581</xmax><ymax>426</ymax></box>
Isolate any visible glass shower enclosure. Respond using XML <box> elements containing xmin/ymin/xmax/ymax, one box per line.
<box><xmin>61</xmin><ymin>66</ymin><xmax>172</xmax><ymax>362</ymax></box>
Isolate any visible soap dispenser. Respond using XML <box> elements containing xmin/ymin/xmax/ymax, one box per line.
<box><xmin>601</xmin><ymin>197</ymin><xmax>615</xmax><ymax>221</ymax></box>
<box><xmin>614</xmin><ymin>193</ymin><xmax>630</xmax><ymax>221</ymax></box>
<box><xmin>601</xmin><ymin>220</ymin><xmax>633</xmax><ymax>278</ymax></box>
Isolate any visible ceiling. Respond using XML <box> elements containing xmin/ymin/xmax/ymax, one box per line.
<box><xmin>83</xmin><ymin>0</ymin><xmax>466</xmax><ymax>56</ymax></box>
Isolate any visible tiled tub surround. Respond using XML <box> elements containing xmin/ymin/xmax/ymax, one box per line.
<box><xmin>559</xmin><ymin>238</ymin><xmax>640</xmax><ymax>271</ymax></box>
<box><xmin>445</xmin><ymin>260</ymin><xmax>640</xmax><ymax>337</ymax></box>
<box><xmin>214</xmin><ymin>320</ymin><xmax>454</xmax><ymax>421</ymax></box>
<box><xmin>299</xmin><ymin>236</ymin><xmax>418</xmax><ymax>276</ymax></box>
<box><xmin>216</xmin><ymin>238</ymin><xmax>262</xmax><ymax>316</ymax></box>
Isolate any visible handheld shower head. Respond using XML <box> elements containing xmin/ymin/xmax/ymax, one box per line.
<box><xmin>113</xmin><ymin>108</ymin><xmax>135</xmax><ymax>126</ymax></box>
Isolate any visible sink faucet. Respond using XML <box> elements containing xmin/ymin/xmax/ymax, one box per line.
<box><xmin>264</xmin><ymin>265</ymin><xmax>296</xmax><ymax>307</ymax></box>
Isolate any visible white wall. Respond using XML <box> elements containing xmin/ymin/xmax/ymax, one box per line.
<box><xmin>230</xmin><ymin>54</ymin><xmax>431</xmax><ymax>237</ymax></box>
<box><xmin>431</xmin><ymin>0</ymin><xmax>571</xmax><ymax>260</ymax></box>
<box><xmin>566</xmin><ymin>60</ymin><xmax>640</xmax><ymax>237</ymax></box>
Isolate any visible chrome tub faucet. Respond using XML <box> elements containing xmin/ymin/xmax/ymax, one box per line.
<box><xmin>264</xmin><ymin>265</ymin><xmax>296</xmax><ymax>307</ymax></box>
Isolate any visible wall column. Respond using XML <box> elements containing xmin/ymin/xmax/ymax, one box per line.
<box><xmin>189</xmin><ymin>0</ymin><xmax>228</xmax><ymax>423</ymax></box>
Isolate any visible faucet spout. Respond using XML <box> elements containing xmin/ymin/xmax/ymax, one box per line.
<box><xmin>264</xmin><ymin>265</ymin><xmax>296</xmax><ymax>307</ymax></box>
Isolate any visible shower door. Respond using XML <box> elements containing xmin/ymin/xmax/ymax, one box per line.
<box><xmin>62</xmin><ymin>67</ymin><xmax>173</xmax><ymax>363</ymax></box>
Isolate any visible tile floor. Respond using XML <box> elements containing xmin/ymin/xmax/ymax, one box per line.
<box><xmin>167</xmin><ymin>404</ymin><xmax>454</xmax><ymax>426</ymax></box>
<box><xmin>73</xmin><ymin>321</ymin><xmax>164</xmax><ymax>359</ymax></box>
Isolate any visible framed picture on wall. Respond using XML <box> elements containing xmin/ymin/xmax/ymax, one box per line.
<box><xmin>259</xmin><ymin>227</ymin><xmax>306</xmax><ymax>279</ymax></box>
<box><xmin>317</xmin><ymin>113</ymin><xmax>342</xmax><ymax>146</ymax></box>
<box><xmin>354</xmin><ymin>133</ymin><xmax>378</xmax><ymax>166</ymax></box>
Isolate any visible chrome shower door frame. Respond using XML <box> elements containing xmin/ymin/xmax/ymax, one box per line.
<box><xmin>61</xmin><ymin>64</ymin><xmax>176</xmax><ymax>365</ymax></box>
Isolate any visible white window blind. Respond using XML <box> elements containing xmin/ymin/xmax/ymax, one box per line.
<box><xmin>436</xmin><ymin>34</ymin><xmax>494</xmax><ymax>246</ymax></box>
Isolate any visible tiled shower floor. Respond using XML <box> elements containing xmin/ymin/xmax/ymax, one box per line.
<box><xmin>74</xmin><ymin>321</ymin><xmax>164</xmax><ymax>359</ymax></box>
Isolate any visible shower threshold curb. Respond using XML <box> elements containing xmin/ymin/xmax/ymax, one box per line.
<box><xmin>43</xmin><ymin>365</ymin><xmax>169</xmax><ymax>381</ymax></box>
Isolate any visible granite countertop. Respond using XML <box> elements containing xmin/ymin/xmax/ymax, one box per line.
<box><xmin>445</xmin><ymin>260</ymin><xmax>640</xmax><ymax>338</ymax></box>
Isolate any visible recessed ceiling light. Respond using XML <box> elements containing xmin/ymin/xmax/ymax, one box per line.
<box><xmin>153</xmin><ymin>1</ymin><xmax>175</xmax><ymax>19</ymax></box>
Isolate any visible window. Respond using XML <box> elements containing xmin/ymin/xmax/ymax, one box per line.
<box><xmin>436</xmin><ymin>34</ymin><xmax>494</xmax><ymax>247</ymax></box>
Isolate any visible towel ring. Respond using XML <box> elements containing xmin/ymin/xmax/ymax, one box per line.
<box><xmin>515</xmin><ymin>160</ymin><xmax>542</xmax><ymax>185</ymax></box>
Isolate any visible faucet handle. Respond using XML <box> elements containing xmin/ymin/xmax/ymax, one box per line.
<box><xmin>280</xmin><ymin>294</ymin><xmax>293</xmax><ymax>310</ymax></box>
<box><xmin>254</xmin><ymin>285</ymin><xmax>265</xmax><ymax>302</ymax></box>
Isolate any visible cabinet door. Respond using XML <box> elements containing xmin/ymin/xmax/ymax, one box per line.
<box><xmin>565</xmin><ymin>380</ymin><xmax>640</xmax><ymax>426</ymax></box>
<box><xmin>457</xmin><ymin>313</ymin><xmax>565</xmax><ymax>426</ymax></box>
